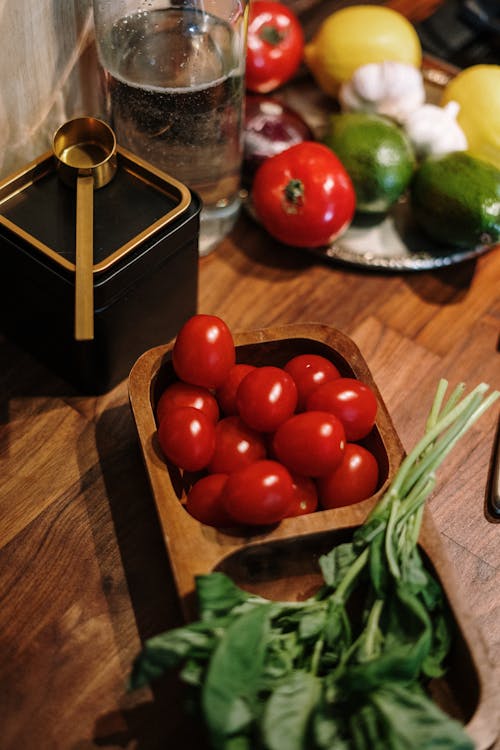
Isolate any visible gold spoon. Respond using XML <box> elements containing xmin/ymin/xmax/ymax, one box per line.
<box><xmin>53</xmin><ymin>117</ymin><xmax>117</xmax><ymax>340</ymax></box>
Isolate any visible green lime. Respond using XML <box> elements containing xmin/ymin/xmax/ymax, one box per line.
<box><xmin>410</xmin><ymin>151</ymin><xmax>500</xmax><ymax>248</ymax></box>
<box><xmin>323</xmin><ymin>112</ymin><xmax>415</xmax><ymax>213</ymax></box>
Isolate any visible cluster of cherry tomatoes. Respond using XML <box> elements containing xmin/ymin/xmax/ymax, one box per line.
<box><xmin>156</xmin><ymin>314</ymin><xmax>380</xmax><ymax>528</ymax></box>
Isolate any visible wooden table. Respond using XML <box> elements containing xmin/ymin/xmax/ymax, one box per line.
<box><xmin>1</xmin><ymin>3</ymin><xmax>499</xmax><ymax>740</ymax></box>
<box><xmin>1</xmin><ymin>204</ymin><xmax>499</xmax><ymax>750</ymax></box>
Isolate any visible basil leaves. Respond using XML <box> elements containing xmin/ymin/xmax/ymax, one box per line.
<box><xmin>131</xmin><ymin>381</ymin><xmax>499</xmax><ymax>749</ymax></box>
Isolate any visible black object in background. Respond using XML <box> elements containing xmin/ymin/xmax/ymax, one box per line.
<box><xmin>416</xmin><ymin>0</ymin><xmax>500</xmax><ymax>67</ymax></box>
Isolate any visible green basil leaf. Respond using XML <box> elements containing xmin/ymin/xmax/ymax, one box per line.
<box><xmin>299</xmin><ymin>608</ymin><xmax>327</xmax><ymax>641</ymax></box>
<box><xmin>342</xmin><ymin>633</ymin><xmax>432</xmax><ymax>693</ymax></box>
<box><xmin>313</xmin><ymin>709</ymin><xmax>350</xmax><ymax>750</ymax></box>
<box><xmin>221</xmin><ymin>736</ymin><xmax>254</xmax><ymax>750</ymax></box>
<box><xmin>262</xmin><ymin>670</ymin><xmax>321</xmax><ymax>750</ymax></box>
<box><xmin>422</xmin><ymin>610</ymin><xmax>453</xmax><ymax>678</ymax></box>
<box><xmin>319</xmin><ymin>543</ymin><xmax>357</xmax><ymax>588</ymax></box>
<box><xmin>196</xmin><ymin>572</ymin><xmax>255</xmax><ymax>620</ymax></box>
<box><xmin>202</xmin><ymin>603</ymin><xmax>272</xmax><ymax>746</ymax></box>
<box><xmin>129</xmin><ymin>622</ymin><xmax>217</xmax><ymax>689</ymax></box>
<box><xmin>323</xmin><ymin>598</ymin><xmax>352</xmax><ymax>653</ymax></box>
<box><xmin>180</xmin><ymin>657</ymin><xmax>205</xmax><ymax>686</ymax></box>
<box><xmin>400</xmin><ymin>550</ymin><xmax>429</xmax><ymax>593</ymax></box>
<box><xmin>372</xmin><ymin>683</ymin><xmax>474</xmax><ymax>749</ymax></box>
<box><xmin>349</xmin><ymin>703</ymin><xmax>387</xmax><ymax>750</ymax></box>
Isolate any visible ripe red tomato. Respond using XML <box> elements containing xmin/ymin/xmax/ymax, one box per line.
<box><xmin>186</xmin><ymin>474</ymin><xmax>232</xmax><ymax>527</ymax></box>
<box><xmin>236</xmin><ymin>365</ymin><xmax>298</xmax><ymax>432</ymax></box>
<box><xmin>317</xmin><ymin>444</ymin><xmax>379</xmax><ymax>509</ymax></box>
<box><xmin>172</xmin><ymin>314</ymin><xmax>235</xmax><ymax>389</ymax></box>
<box><xmin>284</xmin><ymin>353</ymin><xmax>341</xmax><ymax>410</ymax></box>
<box><xmin>272</xmin><ymin>410</ymin><xmax>346</xmax><ymax>477</ymax></box>
<box><xmin>306</xmin><ymin>377</ymin><xmax>377</xmax><ymax>441</ymax></box>
<box><xmin>223</xmin><ymin>460</ymin><xmax>294</xmax><ymax>525</ymax></box>
<box><xmin>207</xmin><ymin>416</ymin><xmax>267</xmax><ymax>474</ymax></box>
<box><xmin>246</xmin><ymin>1</ymin><xmax>304</xmax><ymax>94</ymax></box>
<box><xmin>156</xmin><ymin>381</ymin><xmax>219</xmax><ymax>424</ymax></box>
<box><xmin>215</xmin><ymin>364</ymin><xmax>256</xmax><ymax>416</ymax></box>
<box><xmin>252</xmin><ymin>142</ymin><xmax>356</xmax><ymax>248</ymax></box>
<box><xmin>285</xmin><ymin>473</ymin><xmax>318</xmax><ymax>517</ymax></box>
<box><xmin>157</xmin><ymin>406</ymin><xmax>215</xmax><ymax>472</ymax></box>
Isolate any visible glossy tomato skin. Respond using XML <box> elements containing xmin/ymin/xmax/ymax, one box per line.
<box><xmin>272</xmin><ymin>410</ymin><xmax>346</xmax><ymax>477</ymax></box>
<box><xmin>306</xmin><ymin>377</ymin><xmax>377</xmax><ymax>441</ymax></box>
<box><xmin>156</xmin><ymin>381</ymin><xmax>219</xmax><ymax>424</ymax></box>
<box><xmin>285</xmin><ymin>473</ymin><xmax>318</xmax><ymax>517</ymax></box>
<box><xmin>172</xmin><ymin>314</ymin><xmax>235</xmax><ymax>389</ymax></box>
<box><xmin>284</xmin><ymin>353</ymin><xmax>341</xmax><ymax>410</ymax></box>
<box><xmin>215</xmin><ymin>364</ymin><xmax>256</xmax><ymax>416</ymax></box>
<box><xmin>223</xmin><ymin>460</ymin><xmax>294</xmax><ymax>525</ymax></box>
<box><xmin>252</xmin><ymin>142</ymin><xmax>356</xmax><ymax>247</ymax></box>
<box><xmin>186</xmin><ymin>474</ymin><xmax>233</xmax><ymax>527</ymax></box>
<box><xmin>157</xmin><ymin>406</ymin><xmax>215</xmax><ymax>472</ymax></box>
<box><xmin>207</xmin><ymin>416</ymin><xmax>267</xmax><ymax>474</ymax></box>
<box><xmin>317</xmin><ymin>443</ymin><xmax>379</xmax><ymax>509</ymax></box>
<box><xmin>246</xmin><ymin>1</ymin><xmax>304</xmax><ymax>94</ymax></box>
<box><xmin>236</xmin><ymin>366</ymin><xmax>298</xmax><ymax>432</ymax></box>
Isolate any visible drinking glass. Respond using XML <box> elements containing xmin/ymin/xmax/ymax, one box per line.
<box><xmin>93</xmin><ymin>0</ymin><xmax>248</xmax><ymax>255</ymax></box>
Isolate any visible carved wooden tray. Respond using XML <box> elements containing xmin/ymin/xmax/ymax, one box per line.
<box><xmin>128</xmin><ymin>323</ymin><xmax>497</xmax><ymax>749</ymax></box>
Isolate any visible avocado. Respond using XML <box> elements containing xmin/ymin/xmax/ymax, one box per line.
<box><xmin>410</xmin><ymin>151</ymin><xmax>500</xmax><ymax>248</ymax></box>
<box><xmin>323</xmin><ymin>112</ymin><xmax>416</xmax><ymax>213</ymax></box>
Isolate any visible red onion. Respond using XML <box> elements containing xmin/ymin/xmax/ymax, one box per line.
<box><xmin>243</xmin><ymin>95</ymin><xmax>314</xmax><ymax>184</ymax></box>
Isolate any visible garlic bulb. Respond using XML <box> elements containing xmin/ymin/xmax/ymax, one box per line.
<box><xmin>339</xmin><ymin>61</ymin><xmax>426</xmax><ymax>123</ymax></box>
<box><xmin>403</xmin><ymin>101</ymin><xmax>468</xmax><ymax>159</ymax></box>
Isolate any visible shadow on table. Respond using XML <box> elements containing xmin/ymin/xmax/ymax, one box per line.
<box><xmin>222</xmin><ymin>211</ymin><xmax>315</xmax><ymax>276</ymax></box>
<box><xmin>403</xmin><ymin>256</ymin><xmax>478</xmax><ymax>305</ymax></box>
<box><xmin>80</xmin><ymin>402</ymin><xmax>209</xmax><ymax>749</ymax></box>
<box><xmin>91</xmin><ymin>679</ymin><xmax>210</xmax><ymax>750</ymax></box>
<box><xmin>228</xmin><ymin>209</ymin><xmax>480</xmax><ymax>304</ymax></box>
<box><xmin>0</xmin><ymin>334</ymin><xmax>81</xmax><ymax>459</ymax></box>
<box><xmin>0</xmin><ymin>333</ymin><xmax>77</xmax><ymax>407</ymax></box>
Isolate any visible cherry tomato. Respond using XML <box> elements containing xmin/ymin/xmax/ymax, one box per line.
<box><xmin>157</xmin><ymin>406</ymin><xmax>215</xmax><ymax>472</ymax></box>
<box><xmin>207</xmin><ymin>416</ymin><xmax>267</xmax><ymax>474</ymax></box>
<box><xmin>215</xmin><ymin>364</ymin><xmax>256</xmax><ymax>416</ymax></box>
<box><xmin>156</xmin><ymin>381</ymin><xmax>219</xmax><ymax>424</ymax></box>
<box><xmin>285</xmin><ymin>473</ymin><xmax>318</xmax><ymax>517</ymax></box>
<box><xmin>272</xmin><ymin>410</ymin><xmax>345</xmax><ymax>477</ymax></box>
<box><xmin>236</xmin><ymin>365</ymin><xmax>298</xmax><ymax>432</ymax></box>
<box><xmin>246</xmin><ymin>1</ymin><xmax>304</xmax><ymax>94</ymax></box>
<box><xmin>252</xmin><ymin>142</ymin><xmax>356</xmax><ymax>248</ymax></box>
<box><xmin>185</xmin><ymin>474</ymin><xmax>233</xmax><ymax>527</ymax></box>
<box><xmin>223</xmin><ymin>460</ymin><xmax>294</xmax><ymax>525</ymax></box>
<box><xmin>306</xmin><ymin>377</ymin><xmax>378</xmax><ymax>441</ymax></box>
<box><xmin>172</xmin><ymin>314</ymin><xmax>236</xmax><ymax>389</ymax></box>
<box><xmin>317</xmin><ymin>444</ymin><xmax>379</xmax><ymax>509</ymax></box>
<box><xmin>284</xmin><ymin>353</ymin><xmax>341</xmax><ymax>410</ymax></box>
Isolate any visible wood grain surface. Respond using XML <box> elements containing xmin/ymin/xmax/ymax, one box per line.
<box><xmin>1</xmin><ymin>205</ymin><xmax>499</xmax><ymax>750</ymax></box>
<box><xmin>2</xmin><ymin>2</ymin><xmax>500</xmax><ymax>747</ymax></box>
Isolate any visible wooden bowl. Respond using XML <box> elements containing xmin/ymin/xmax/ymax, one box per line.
<box><xmin>128</xmin><ymin>323</ymin><xmax>497</xmax><ymax>749</ymax></box>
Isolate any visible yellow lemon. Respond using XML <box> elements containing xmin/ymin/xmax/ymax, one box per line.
<box><xmin>441</xmin><ymin>64</ymin><xmax>500</xmax><ymax>170</ymax></box>
<box><xmin>304</xmin><ymin>5</ymin><xmax>422</xmax><ymax>97</ymax></box>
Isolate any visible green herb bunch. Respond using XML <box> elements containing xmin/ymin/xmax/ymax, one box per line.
<box><xmin>131</xmin><ymin>381</ymin><xmax>498</xmax><ymax>750</ymax></box>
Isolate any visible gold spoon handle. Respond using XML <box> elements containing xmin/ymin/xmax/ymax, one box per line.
<box><xmin>75</xmin><ymin>174</ymin><xmax>94</xmax><ymax>341</ymax></box>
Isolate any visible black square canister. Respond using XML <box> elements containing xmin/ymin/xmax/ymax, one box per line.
<box><xmin>0</xmin><ymin>146</ymin><xmax>200</xmax><ymax>394</ymax></box>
